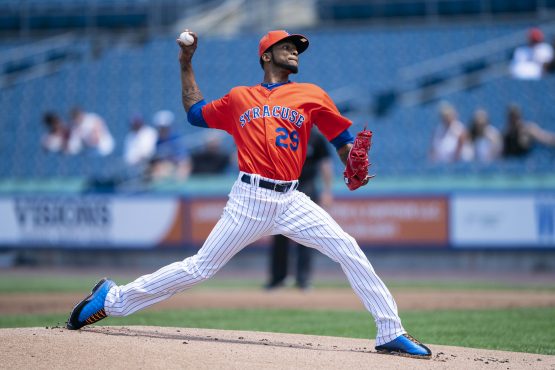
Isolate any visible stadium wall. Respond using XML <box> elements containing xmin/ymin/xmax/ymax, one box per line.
<box><xmin>1</xmin><ymin>191</ymin><xmax>553</xmax><ymax>250</ymax></box>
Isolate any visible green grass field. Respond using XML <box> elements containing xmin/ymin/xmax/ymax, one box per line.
<box><xmin>1</xmin><ymin>274</ymin><xmax>554</xmax><ymax>355</ymax></box>
<box><xmin>1</xmin><ymin>307</ymin><xmax>554</xmax><ymax>355</ymax></box>
<box><xmin>1</xmin><ymin>275</ymin><xmax>554</xmax><ymax>293</ymax></box>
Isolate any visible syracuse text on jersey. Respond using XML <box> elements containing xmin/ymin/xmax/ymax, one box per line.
<box><xmin>239</xmin><ymin>105</ymin><xmax>306</xmax><ymax>128</ymax></box>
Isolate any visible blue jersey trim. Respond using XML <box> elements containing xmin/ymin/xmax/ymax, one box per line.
<box><xmin>187</xmin><ymin>99</ymin><xmax>208</xmax><ymax>128</ymax></box>
<box><xmin>330</xmin><ymin>129</ymin><xmax>354</xmax><ymax>149</ymax></box>
<box><xmin>261</xmin><ymin>81</ymin><xmax>291</xmax><ymax>90</ymax></box>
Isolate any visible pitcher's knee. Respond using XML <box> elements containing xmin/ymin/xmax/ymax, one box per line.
<box><xmin>337</xmin><ymin>235</ymin><xmax>369</xmax><ymax>261</ymax></box>
<box><xmin>183</xmin><ymin>256</ymin><xmax>221</xmax><ymax>281</ymax></box>
<box><xmin>339</xmin><ymin>234</ymin><xmax>361</xmax><ymax>252</ymax></box>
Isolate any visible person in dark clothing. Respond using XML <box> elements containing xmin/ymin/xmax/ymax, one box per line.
<box><xmin>503</xmin><ymin>104</ymin><xmax>555</xmax><ymax>158</ymax></box>
<box><xmin>41</xmin><ymin>111</ymin><xmax>69</xmax><ymax>153</ymax></box>
<box><xmin>266</xmin><ymin>128</ymin><xmax>333</xmax><ymax>290</ymax></box>
<box><xmin>191</xmin><ymin>132</ymin><xmax>232</xmax><ymax>174</ymax></box>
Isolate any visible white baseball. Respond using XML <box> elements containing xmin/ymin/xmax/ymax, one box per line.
<box><xmin>179</xmin><ymin>31</ymin><xmax>194</xmax><ymax>46</ymax></box>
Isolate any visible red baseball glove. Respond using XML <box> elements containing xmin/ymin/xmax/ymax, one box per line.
<box><xmin>343</xmin><ymin>129</ymin><xmax>374</xmax><ymax>191</ymax></box>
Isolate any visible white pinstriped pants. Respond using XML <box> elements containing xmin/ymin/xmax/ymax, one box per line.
<box><xmin>105</xmin><ymin>172</ymin><xmax>405</xmax><ymax>345</ymax></box>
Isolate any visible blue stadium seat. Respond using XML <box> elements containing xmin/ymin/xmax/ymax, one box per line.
<box><xmin>1</xmin><ymin>23</ymin><xmax>553</xmax><ymax>183</ymax></box>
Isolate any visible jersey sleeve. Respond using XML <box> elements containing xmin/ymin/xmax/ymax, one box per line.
<box><xmin>187</xmin><ymin>100</ymin><xmax>208</xmax><ymax>127</ymax></box>
<box><xmin>201</xmin><ymin>93</ymin><xmax>233</xmax><ymax>134</ymax></box>
<box><xmin>312</xmin><ymin>90</ymin><xmax>352</xmax><ymax>141</ymax></box>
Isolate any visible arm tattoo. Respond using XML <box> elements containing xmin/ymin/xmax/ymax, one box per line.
<box><xmin>181</xmin><ymin>86</ymin><xmax>204</xmax><ymax>111</ymax></box>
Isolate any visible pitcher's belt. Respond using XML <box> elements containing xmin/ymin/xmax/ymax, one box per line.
<box><xmin>241</xmin><ymin>174</ymin><xmax>298</xmax><ymax>193</ymax></box>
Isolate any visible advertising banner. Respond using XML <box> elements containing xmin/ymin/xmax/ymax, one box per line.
<box><xmin>187</xmin><ymin>196</ymin><xmax>448</xmax><ymax>247</ymax></box>
<box><xmin>4</xmin><ymin>192</ymin><xmax>552</xmax><ymax>249</ymax></box>
<box><xmin>188</xmin><ymin>199</ymin><xmax>227</xmax><ymax>244</ymax></box>
<box><xmin>451</xmin><ymin>194</ymin><xmax>555</xmax><ymax>248</ymax></box>
<box><xmin>0</xmin><ymin>196</ymin><xmax>184</xmax><ymax>248</ymax></box>
<box><xmin>329</xmin><ymin>197</ymin><xmax>449</xmax><ymax>246</ymax></box>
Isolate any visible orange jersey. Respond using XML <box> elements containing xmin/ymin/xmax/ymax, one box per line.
<box><xmin>202</xmin><ymin>82</ymin><xmax>351</xmax><ymax>181</ymax></box>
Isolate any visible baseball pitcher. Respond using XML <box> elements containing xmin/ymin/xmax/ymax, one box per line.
<box><xmin>67</xmin><ymin>30</ymin><xmax>431</xmax><ymax>359</ymax></box>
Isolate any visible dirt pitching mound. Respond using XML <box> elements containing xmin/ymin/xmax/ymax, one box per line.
<box><xmin>2</xmin><ymin>326</ymin><xmax>553</xmax><ymax>369</ymax></box>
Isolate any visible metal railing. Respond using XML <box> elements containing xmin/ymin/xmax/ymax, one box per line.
<box><xmin>0</xmin><ymin>32</ymin><xmax>84</xmax><ymax>89</ymax></box>
<box><xmin>384</xmin><ymin>21</ymin><xmax>555</xmax><ymax>109</ymax></box>
<box><xmin>399</xmin><ymin>20</ymin><xmax>555</xmax><ymax>81</ymax></box>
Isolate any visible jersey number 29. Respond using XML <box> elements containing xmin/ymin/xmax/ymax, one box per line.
<box><xmin>275</xmin><ymin>127</ymin><xmax>299</xmax><ymax>151</ymax></box>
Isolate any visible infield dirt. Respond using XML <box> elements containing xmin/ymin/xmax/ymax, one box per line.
<box><xmin>2</xmin><ymin>326</ymin><xmax>554</xmax><ymax>370</ymax></box>
<box><xmin>2</xmin><ymin>269</ymin><xmax>554</xmax><ymax>369</ymax></box>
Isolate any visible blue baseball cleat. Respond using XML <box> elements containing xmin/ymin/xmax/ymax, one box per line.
<box><xmin>66</xmin><ymin>278</ymin><xmax>115</xmax><ymax>330</ymax></box>
<box><xmin>375</xmin><ymin>333</ymin><xmax>432</xmax><ymax>359</ymax></box>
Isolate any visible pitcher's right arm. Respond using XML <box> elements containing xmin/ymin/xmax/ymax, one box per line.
<box><xmin>177</xmin><ymin>30</ymin><xmax>204</xmax><ymax>112</ymax></box>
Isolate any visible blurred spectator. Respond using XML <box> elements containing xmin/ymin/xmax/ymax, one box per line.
<box><xmin>41</xmin><ymin>111</ymin><xmax>69</xmax><ymax>153</ymax></box>
<box><xmin>67</xmin><ymin>107</ymin><xmax>115</xmax><ymax>156</ymax></box>
<box><xmin>547</xmin><ymin>35</ymin><xmax>555</xmax><ymax>74</ymax></box>
<box><xmin>510</xmin><ymin>27</ymin><xmax>554</xmax><ymax>80</ymax></box>
<box><xmin>467</xmin><ymin>108</ymin><xmax>503</xmax><ymax>163</ymax></box>
<box><xmin>123</xmin><ymin>114</ymin><xmax>158</xmax><ymax>166</ymax></box>
<box><xmin>191</xmin><ymin>131</ymin><xmax>231</xmax><ymax>174</ymax></box>
<box><xmin>266</xmin><ymin>128</ymin><xmax>333</xmax><ymax>291</ymax></box>
<box><xmin>429</xmin><ymin>102</ymin><xmax>471</xmax><ymax>163</ymax></box>
<box><xmin>148</xmin><ymin>110</ymin><xmax>192</xmax><ymax>181</ymax></box>
<box><xmin>503</xmin><ymin>104</ymin><xmax>555</xmax><ymax>158</ymax></box>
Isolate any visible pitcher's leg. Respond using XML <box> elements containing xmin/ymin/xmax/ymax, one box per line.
<box><xmin>277</xmin><ymin>193</ymin><xmax>405</xmax><ymax>345</ymax></box>
<box><xmin>105</xmin><ymin>255</ymin><xmax>221</xmax><ymax>317</ymax></box>
<box><xmin>106</xmin><ymin>188</ymin><xmax>275</xmax><ymax>317</ymax></box>
<box><xmin>320</xmin><ymin>232</ymin><xmax>405</xmax><ymax>345</ymax></box>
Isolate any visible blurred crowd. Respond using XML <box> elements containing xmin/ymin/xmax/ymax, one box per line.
<box><xmin>40</xmin><ymin>107</ymin><xmax>234</xmax><ymax>183</ymax></box>
<box><xmin>510</xmin><ymin>27</ymin><xmax>554</xmax><ymax>81</ymax></box>
<box><xmin>429</xmin><ymin>102</ymin><xmax>555</xmax><ymax>164</ymax></box>
<box><xmin>42</xmin><ymin>100</ymin><xmax>554</xmax><ymax>183</ymax></box>
<box><xmin>39</xmin><ymin>27</ymin><xmax>554</xmax><ymax>178</ymax></box>
<box><xmin>41</xmin><ymin>107</ymin><xmax>114</xmax><ymax>157</ymax></box>
<box><xmin>428</xmin><ymin>28</ymin><xmax>555</xmax><ymax>165</ymax></box>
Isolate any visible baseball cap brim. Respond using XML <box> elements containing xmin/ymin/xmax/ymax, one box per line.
<box><xmin>258</xmin><ymin>30</ymin><xmax>309</xmax><ymax>57</ymax></box>
<box><xmin>279</xmin><ymin>34</ymin><xmax>309</xmax><ymax>55</ymax></box>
